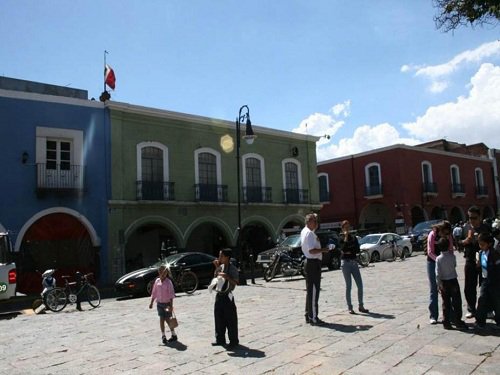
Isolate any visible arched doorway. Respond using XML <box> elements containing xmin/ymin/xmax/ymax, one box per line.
<box><xmin>483</xmin><ymin>206</ymin><xmax>495</xmax><ymax>220</ymax></box>
<box><xmin>240</xmin><ymin>223</ymin><xmax>273</xmax><ymax>261</ymax></box>
<box><xmin>449</xmin><ymin>206</ymin><xmax>464</xmax><ymax>224</ymax></box>
<box><xmin>411</xmin><ymin>206</ymin><xmax>426</xmax><ymax>227</ymax></box>
<box><xmin>431</xmin><ymin>206</ymin><xmax>446</xmax><ymax>220</ymax></box>
<box><xmin>185</xmin><ymin>223</ymin><xmax>230</xmax><ymax>257</ymax></box>
<box><xmin>125</xmin><ymin>224</ymin><xmax>178</xmax><ymax>272</ymax></box>
<box><xmin>359</xmin><ymin>203</ymin><xmax>392</xmax><ymax>232</ymax></box>
<box><xmin>18</xmin><ymin>213</ymin><xmax>97</xmax><ymax>294</ymax></box>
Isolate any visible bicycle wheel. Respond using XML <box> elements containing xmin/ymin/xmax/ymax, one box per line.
<box><xmin>358</xmin><ymin>250</ymin><xmax>370</xmax><ymax>267</ymax></box>
<box><xmin>180</xmin><ymin>271</ymin><xmax>198</xmax><ymax>294</ymax></box>
<box><xmin>86</xmin><ymin>285</ymin><xmax>101</xmax><ymax>308</ymax></box>
<box><xmin>44</xmin><ymin>288</ymin><xmax>68</xmax><ymax>312</ymax></box>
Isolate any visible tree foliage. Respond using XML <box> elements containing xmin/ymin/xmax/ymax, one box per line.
<box><xmin>434</xmin><ymin>0</ymin><xmax>500</xmax><ymax>31</ymax></box>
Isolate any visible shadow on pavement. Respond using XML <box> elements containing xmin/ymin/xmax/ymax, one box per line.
<box><xmin>165</xmin><ymin>340</ymin><xmax>188</xmax><ymax>351</ymax></box>
<box><xmin>0</xmin><ymin>311</ymin><xmax>21</xmax><ymax>320</ymax></box>
<box><xmin>317</xmin><ymin>322</ymin><xmax>373</xmax><ymax>333</ymax></box>
<box><xmin>365</xmin><ymin>311</ymin><xmax>396</xmax><ymax>319</ymax></box>
<box><xmin>226</xmin><ymin>345</ymin><xmax>265</xmax><ymax>358</ymax></box>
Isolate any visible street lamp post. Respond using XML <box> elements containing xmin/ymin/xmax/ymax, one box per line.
<box><xmin>236</xmin><ymin>105</ymin><xmax>256</xmax><ymax>283</ymax></box>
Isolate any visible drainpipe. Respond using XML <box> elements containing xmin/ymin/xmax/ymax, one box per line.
<box><xmin>488</xmin><ymin>148</ymin><xmax>500</xmax><ymax>216</ymax></box>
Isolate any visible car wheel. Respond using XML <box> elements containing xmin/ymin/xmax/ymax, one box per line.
<box><xmin>371</xmin><ymin>251</ymin><xmax>380</xmax><ymax>263</ymax></box>
<box><xmin>146</xmin><ymin>279</ymin><xmax>155</xmax><ymax>295</ymax></box>
<box><xmin>328</xmin><ymin>255</ymin><xmax>340</xmax><ymax>270</ymax></box>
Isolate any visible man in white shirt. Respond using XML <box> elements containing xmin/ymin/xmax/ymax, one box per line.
<box><xmin>301</xmin><ymin>213</ymin><xmax>330</xmax><ymax>325</ymax></box>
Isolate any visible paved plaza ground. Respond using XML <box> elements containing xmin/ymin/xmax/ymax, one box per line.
<box><xmin>1</xmin><ymin>253</ymin><xmax>500</xmax><ymax>374</ymax></box>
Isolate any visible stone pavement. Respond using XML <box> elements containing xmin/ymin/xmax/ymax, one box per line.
<box><xmin>1</xmin><ymin>253</ymin><xmax>499</xmax><ymax>374</ymax></box>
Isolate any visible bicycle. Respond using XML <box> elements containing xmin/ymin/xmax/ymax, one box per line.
<box><xmin>166</xmin><ymin>267</ymin><xmax>199</xmax><ymax>294</ymax></box>
<box><xmin>357</xmin><ymin>249</ymin><xmax>370</xmax><ymax>267</ymax></box>
<box><xmin>390</xmin><ymin>240</ymin><xmax>407</xmax><ymax>261</ymax></box>
<box><xmin>44</xmin><ymin>272</ymin><xmax>101</xmax><ymax>312</ymax></box>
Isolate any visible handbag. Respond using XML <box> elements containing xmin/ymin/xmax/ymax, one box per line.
<box><xmin>167</xmin><ymin>311</ymin><xmax>178</xmax><ymax>329</ymax></box>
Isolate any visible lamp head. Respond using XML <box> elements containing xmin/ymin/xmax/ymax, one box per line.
<box><xmin>243</xmin><ymin>118</ymin><xmax>257</xmax><ymax>145</ymax></box>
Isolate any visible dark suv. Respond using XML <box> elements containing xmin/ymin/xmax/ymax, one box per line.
<box><xmin>408</xmin><ymin>219</ymin><xmax>441</xmax><ymax>251</ymax></box>
<box><xmin>255</xmin><ymin>230</ymin><xmax>341</xmax><ymax>270</ymax></box>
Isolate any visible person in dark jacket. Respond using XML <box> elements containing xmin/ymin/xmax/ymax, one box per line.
<box><xmin>475</xmin><ymin>232</ymin><xmax>500</xmax><ymax>329</ymax></box>
<box><xmin>338</xmin><ymin>220</ymin><xmax>369</xmax><ymax>315</ymax></box>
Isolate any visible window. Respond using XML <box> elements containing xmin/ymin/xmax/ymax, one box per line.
<box><xmin>36</xmin><ymin>127</ymin><xmax>83</xmax><ymax>190</ymax></box>
<box><xmin>194</xmin><ymin>148</ymin><xmax>225</xmax><ymax>201</ymax></box>
<box><xmin>282</xmin><ymin>159</ymin><xmax>306</xmax><ymax>203</ymax></box>
<box><xmin>450</xmin><ymin>165</ymin><xmax>464</xmax><ymax>195</ymax></box>
<box><xmin>318</xmin><ymin>173</ymin><xmax>329</xmax><ymax>202</ymax></box>
<box><xmin>243</xmin><ymin>153</ymin><xmax>268</xmax><ymax>202</ymax></box>
<box><xmin>364</xmin><ymin>163</ymin><xmax>382</xmax><ymax>196</ymax></box>
<box><xmin>136</xmin><ymin>142</ymin><xmax>171</xmax><ymax>200</ymax></box>
<box><xmin>421</xmin><ymin>161</ymin><xmax>437</xmax><ymax>194</ymax></box>
<box><xmin>475</xmin><ymin>168</ymin><xmax>487</xmax><ymax>196</ymax></box>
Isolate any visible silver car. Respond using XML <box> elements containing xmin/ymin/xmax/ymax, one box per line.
<box><xmin>359</xmin><ymin>233</ymin><xmax>413</xmax><ymax>263</ymax></box>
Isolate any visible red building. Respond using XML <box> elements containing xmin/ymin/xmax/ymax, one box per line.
<box><xmin>317</xmin><ymin>140</ymin><xmax>499</xmax><ymax>233</ymax></box>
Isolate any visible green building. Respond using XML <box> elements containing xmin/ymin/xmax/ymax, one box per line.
<box><xmin>107</xmin><ymin>102</ymin><xmax>320</xmax><ymax>281</ymax></box>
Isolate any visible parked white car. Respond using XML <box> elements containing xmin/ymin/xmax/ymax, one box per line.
<box><xmin>359</xmin><ymin>233</ymin><xmax>413</xmax><ymax>263</ymax></box>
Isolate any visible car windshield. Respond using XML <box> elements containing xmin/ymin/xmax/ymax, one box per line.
<box><xmin>281</xmin><ymin>235</ymin><xmax>302</xmax><ymax>247</ymax></box>
<box><xmin>150</xmin><ymin>253</ymin><xmax>185</xmax><ymax>268</ymax></box>
<box><xmin>359</xmin><ymin>234</ymin><xmax>381</xmax><ymax>245</ymax></box>
<box><xmin>412</xmin><ymin>220</ymin><xmax>439</xmax><ymax>233</ymax></box>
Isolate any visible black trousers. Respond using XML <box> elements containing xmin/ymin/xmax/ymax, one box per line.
<box><xmin>441</xmin><ymin>278</ymin><xmax>462</xmax><ymax>324</ymax></box>
<box><xmin>214</xmin><ymin>294</ymin><xmax>238</xmax><ymax>345</ymax></box>
<box><xmin>464</xmin><ymin>261</ymin><xmax>479</xmax><ymax>313</ymax></box>
<box><xmin>476</xmin><ymin>281</ymin><xmax>500</xmax><ymax>326</ymax></box>
<box><xmin>305</xmin><ymin>258</ymin><xmax>322</xmax><ymax>320</ymax></box>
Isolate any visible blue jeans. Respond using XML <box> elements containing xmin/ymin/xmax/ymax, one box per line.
<box><xmin>427</xmin><ymin>260</ymin><xmax>438</xmax><ymax>320</ymax></box>
<box><xmin>341</xmin><ymin>259</ymin><xmax>364</xmax><ymax>310</ymax></box>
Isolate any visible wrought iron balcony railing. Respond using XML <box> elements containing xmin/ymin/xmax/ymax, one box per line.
<box><xmin>283</xmin><ymin>189</ymin><xmax>308</xmax><ymax>204</ymax></box>
<box><xmin>136</xmin><ymin>181</ymin><xmax>175</xmax><ymax>201</ymax></box>
<box><xmin>364</xmin><ymin>184</ymin><xmax>383</xmax><ymax>197</ymax></box>
<box><xmin>243</xmin><ymin>186</ymin><xmax>272</xmax><ymax>203</ymax></box>
<box><xmin>36</xmin><ymin>163</ymin><xmax>84</xmax><ymax>192</ymax></box>
<box><xmin>422</xmin><ymin>182</ymin><xmax>438</xmax><ymax>194</ymax></box>
<box><xmin>476</xmin><ymin>185</ymin><xmax>488</xmax><ymax>196</ymax></box>
<box><xmin>451</xmin><ymin>183</ymin><xmax>465</xmax><ymax>195</ymax></box>
<box><xmin>194</xmin><ymin>184</ymin><xmax>228</xmax><ymax>202</ymax></box>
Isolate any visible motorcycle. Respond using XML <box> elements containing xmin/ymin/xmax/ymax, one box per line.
<box><xmin>32</xmin><ymin>269</ymin><xmax>56</xmax><ymax>314</ymax></box>
<box><xmin>263</xmin><ymin>249</ymin><xmax>305</xmax><ymax>282</ymax></box>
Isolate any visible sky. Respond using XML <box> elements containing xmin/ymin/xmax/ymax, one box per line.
<box><xmin>1</xmin><ymin>1</ymin><xmax>499</xmax><ymax>162</ymax></box>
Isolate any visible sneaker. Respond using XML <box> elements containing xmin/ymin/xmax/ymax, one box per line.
<box><xmin>429</xmin><ymin>318</ymin><xmax>438</xmax><ymax>325</ymax></box>
<box><xmin>465</xmin><ymin>312</ymin><xmax>475</xmax><ymax>319</ymax></box>
<box><xmin>162</xmin><ymin>335</ymin><xmax>168</xmax><ymax>344</ymax></box>
<box><xmin>168</xmin><ymin>335</ymin><xmax>178</xmax><ymax>342</ymax></box>
<box><xmin>359</xmin><ymin>307</ymin><xmax>369</xmax><ymax>313</ymax></box>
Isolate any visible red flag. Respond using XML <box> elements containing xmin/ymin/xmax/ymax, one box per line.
<box><xmin>105</xmin><ymin>64</ymin><xmax>116</xmax><ymax>90</ymax></box>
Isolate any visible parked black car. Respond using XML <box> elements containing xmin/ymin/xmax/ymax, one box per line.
<box><xmin>115</xmin><ymin>252</ymin><xmax>227</xmax><ymax>296</ymax></box>
<box><xmin>256</xmin><ymin>230</ymin><xmax>341</xmax><ymax>270</ymax></box>
<box><xmin>408</xmin><ymin>219</ymin><xmax>441</xmax><ymax>252</ymax></box>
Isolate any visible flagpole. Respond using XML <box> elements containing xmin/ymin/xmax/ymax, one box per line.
<box><xmin>104</xmin><ymin>50</ymin><xmax>108</xmax><ymax>93</ymax></box>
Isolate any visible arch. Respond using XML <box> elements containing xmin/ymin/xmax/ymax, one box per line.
<box><xmin>449</xmin><ymin>206</ymin><xmax>465</xmax><ymax>224</ymax></box>
<box><xmin>277</xmin><ymin>213</ymin><xmax>305</xmax><ymax>235</ymax></box>
<box><xmin>450</xmin><ymin>164</ymin><xmax>460</xmax><ymax>184</ymax></box>
<box><xmin>318</xmin><ymin>172</ymin><xmax>329</xmax><ymax>203</ymax></box>
<box><xmin>241</xmin><ymin>215</ymin><xmax>275</xmax><ymax>240</ymax></box>
<box><xmin>431</xmin><ymin>206</ymin><xmax>447</xmax><ymax>220</ymax></box>
<box><xmin>124</xmin><ymin>215</ymin><xmax>184</xmax><ymax>247</ymax></box>
<box><xmin>421</xmin><ymin>161</ymin><xmax>433</xmax><ymax>183</ymax></box>
<box><xmin>483</xmin><ymin>206</ymin><xmax>495</xmax><ymax>219</ymax></box>
<box><xmin>358</xmin><ymin>202</ymin><xmax>392</xmax><ymax>232</ymax></box>
<box><xmin>411</xmin><ymin>206</ymin><xmax>427</xmax><ymax>227</ymax></box>
<box><xmin>15</xmin><ymin>207</ymin><xmax>100</xmax><ymax>252</ymax></box>
<box><xmin>364</xmin><ymin>162</ymin><xmax>382</xmax><ymax>187</ymax></box>
<box><xmin>184</xmin><ymin>216</ymin><xmax>234</xmax><ymax>246</ymax></box>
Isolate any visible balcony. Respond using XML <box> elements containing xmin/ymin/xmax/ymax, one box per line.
<box><xmin>194</xmin><ymin>184</ymin><xmax>228</xmax><ymax>202</ymax></box>
<box><xmin>243</xmin><ymin>187</ymin><xmax>272</xmax><ymax>203</ymax></box>
<box><xmin>283</xmin><ymin>189</ymin><xmax>308</xmax><ymax>204</ymax></box>
<box><xmin>364</xmin><ymin>184</ymin><xmax>383</xmax><ymax>198</ymax></box>
<box><xmin>422</xmin><ymin>182</ymin><xmax>438</xmax><ymax>196</ymax></box>
<box><xmin>136</xmin><ymin>181</ymin><xmax>175</xmax><ymax>201</ymax></box>
<box><xmin>476</xmin><ymin>185</ymin><xmax>488</xmax><ymax>198</ymax></box>
<box><xmin>36</xmin><ymin>163</ymin><xmax>84</xmax><ymax>196</ymax></box>
<box><xmin>451</xmin><ymin>183</ymin><xmax>465</xmax><ymax>198</ymax></box>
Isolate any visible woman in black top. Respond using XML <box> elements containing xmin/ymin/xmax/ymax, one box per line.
<box><xmin>338</xmin><ymin>220</ymin><xmax>369</xmax><ymax>314</ymax></box>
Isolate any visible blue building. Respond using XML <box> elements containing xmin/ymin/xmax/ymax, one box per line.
<box><xmin>0</xmin><ymin>77</ymin><xmax>110</xmax><ymax>293</ymax></box>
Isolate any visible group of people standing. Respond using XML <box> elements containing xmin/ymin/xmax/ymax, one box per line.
<box><xmin>427</xmin><ymin>205</ymin><xmax>500</xmax><ymax>331</ymax></box>
<box><xmin>301</xmin><ymin>213</ymin><xmax>368</xmax><ymax>326</ymax></box>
